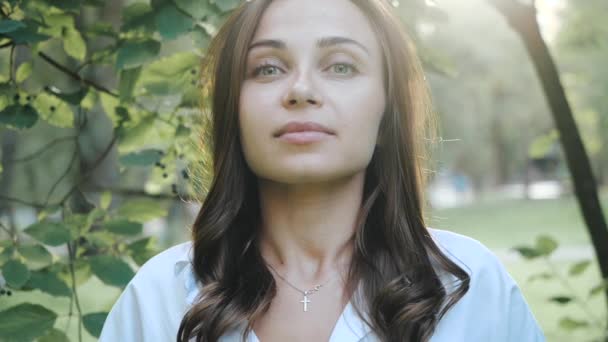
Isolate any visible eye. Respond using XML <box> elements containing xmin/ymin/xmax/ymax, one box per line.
<box><xmin>329</xmin><ymin>63</ymin><xmax>358</xmax><ymax>76</ymax></box>
<box><xmin>251</xmin><ymin>62</ymin><xmax>283</xmax><ymax>77</ymax></box>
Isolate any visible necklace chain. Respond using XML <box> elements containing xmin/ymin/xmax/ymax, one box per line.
<box><xmin>265</xmin><ymin>262</ymin><xmax>335</xmax><ymax>296</ymax></box>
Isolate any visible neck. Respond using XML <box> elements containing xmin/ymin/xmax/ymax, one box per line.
<box><xmin>256</xmin><ymin>171</ymin><xmax>365</xmax><ymax>286</ymax></box>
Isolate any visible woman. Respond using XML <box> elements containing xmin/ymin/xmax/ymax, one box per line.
<box><xmin>99</xmin><ymin>0</ymin><xmax>546</xmax><ymax>341</ymax></box>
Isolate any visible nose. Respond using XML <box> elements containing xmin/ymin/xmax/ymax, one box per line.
<box><xmin>281</xmin><ymin>71</ymin><xmax>322</xmax><ymax>108</ymax></box>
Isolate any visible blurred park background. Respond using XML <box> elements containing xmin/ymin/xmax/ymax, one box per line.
<box><xmin>0</xmin><ymin>0</ymin><xmax>607</xmax><ymax>341</ymax></box>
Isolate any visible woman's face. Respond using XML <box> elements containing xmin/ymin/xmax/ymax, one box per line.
<box><xmin>239</xmin><ymin>0</ymin><xmax>386</xmax><ymax>184</ymax></box>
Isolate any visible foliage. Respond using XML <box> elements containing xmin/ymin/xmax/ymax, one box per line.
<box><xmin>512</xmin><ymin>234</ymin><xmax>608</xmax><ymax>340</ymax></box>
<box><xmin>554</xmin><ymin>0</ymin><xmax>608</xmax><ymax>183</ymax></box>
<box><xmin>0</xmin><ymin>0</ymin><xmax>238</xmax><ymax>340</ymax></box>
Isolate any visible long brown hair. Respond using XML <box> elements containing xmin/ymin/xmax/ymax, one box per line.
<box><xmin>178</xmin><ymin>1</ymin><xmax>470</xmax><ymax>341</ymax></box>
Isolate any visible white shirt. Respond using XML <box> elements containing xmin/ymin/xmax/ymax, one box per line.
<box><xmin>99</xmin><ymin>228</ymin><xmax>546</xmax><ymax>341</ymax></box>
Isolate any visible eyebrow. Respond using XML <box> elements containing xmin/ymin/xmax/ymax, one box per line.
<box><xmin>248</xmin><ymin>36</ymin><xmax>370</xmax><ymax>55</ymax></box>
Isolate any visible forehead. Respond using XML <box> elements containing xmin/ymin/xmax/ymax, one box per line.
<box><xmin>251</xmin><ymin>0</ymin><xmax>382</xmax><ymax>56</ymax></box>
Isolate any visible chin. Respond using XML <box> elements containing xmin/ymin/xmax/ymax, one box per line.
<box><xmin>256</xmin><ymin>166</ymin><xmax>362</xmax><ymax>186</ymax></box>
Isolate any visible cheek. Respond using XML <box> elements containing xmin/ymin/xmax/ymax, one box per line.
<box><xmin>238</xmin><ymin>91</ymin><xmax>275</xmax><ymax>172</ymax></box>
<box><xmin>341</xmin><ymin>86</ymin><xmax>385</xmax><ymax>144</ymax></box>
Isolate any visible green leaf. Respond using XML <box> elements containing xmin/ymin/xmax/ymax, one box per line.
<box><xmin>119</xmin><ymin>66</ymin><xmax>142</xmax><ymax>101</ymax></box>
<box><xmin>211</xmin><ymin>0</ymin><xmax>240</xmax><ymax>12</ymax></box>
<box><xmin>42</xmin><ymin>0</ymin><xmax>82</xmax><ymax>11</ymax></box>
<box><xmin>87</xmin><ymin>22</ymin><xmax>117</xmax><ymax>38</ymax></box>
<box><xmin>85</xmin><ymin>208</ymin><xmax>106</xmax><ymax>232</ymax></box>
<box><xmin>558</xmin><ymin>317</ymin><xmax>589</xmax><ymax>331</ymax></box>
<box><xmin>535</xmin><ymin>235</ymin><xmax>558</xmax><ymax>256</ymax></box>
<box><xmin>0</xmin><ymin>245</ymin><xmax>16</xmax><ymax>266</ymax></box>
<box><xmin>2</xmin><ymin>259</ymin><xmax>30</xmax><ymax>288</ymax></box>
<box><xmin>119</xmin><ymin>149</ymin><xmax>163</xmax><ymax>166</ymax></box>
<box><xmin>568</xmin><ymin>260</ymin><xmax>591</xmax><ymax>276</ymax></box>
<box><xmin>57</xmin><ymin>258</ymin><xmax>92</xmax><ymax>287</ymax></box>
<box><xmin>0</xmin><ymin>104</ymin><xmax>39</xmax><ymax>129</ymax></box>
<box><xmin>23</xmin><ymin>221</ymin><xmax>72</xmax><ymax>246</ymax></box>
<box><xmin>137</xmin><ymin>51</ymin><xmax>199</xmax><ymax>96</ymax></box>
<box><xmin>511</xmin><ymin>246</ymin><xmax>542</xmax><ymax>260</ymax></box>
<box><xmin>17</xmin><ymin>244</ymin><xmax>53</xmax><ymax>269</ymax></box>
<box><xmin>176</xmin><ymin>124</ymin><xmax>191</xmax><ymax>137</ymax></box>
<box><xmin>548</xmin><ymin>295</ymin><xmax>573</xmax><ymax>305</ymax></box>
<box><xmin>39</xmin><ymin>12</ymin><xmax>75</xmax><ymax>38</ymax></box>
<box><xmin>26</xmin><ymin>269</ymin><xmax>72</xmax><ymax>297</ymax></box>
<box><xmin>117</xmin><ymin>198</ymin><xmax>167</xmax><ymax>222</ymax></box>
<box><xmin>155</xmin><ymin>3</ymin><xmax>195</xmax><ymax>41</ymax></box>
<box><xmin>527</xmin><ymin>272</ymin><xmax>553</xmax><ymax>282</ymax></box>
<box><xmin>45</xmin><ymin>86</ymin><xmax>88</xmax><ymax>105</ymax></box>
<box><xmin>16</xmin><ymin>62</ymin><xmax>33</xmax><ymax>83</ymax></box>
<box><xmin>122</xmin><ymin>3</ymin><xmax>156</xmax><ymax>33</ymax></box>
<box><xmin>99</xmin><ymin>92</ymin><xmax>121</xmax><ymax>126</ymax></box>
<box><xmin>32</xmin><ymin>92</ymin><xmax>74</xmax><ymax>128</ymax></box>
<box><xmin>0</xmin><ymin>304</ymin><xmax>57</xmax><ymax>342</ymax></box>
<box><xmin>175</xmin><ymin>0</ymin><xmax>216</xmax><ymax>19</ymax></box>
<box><xmin>104</xmin><ymin>219</ymin><xmax>143</xmax><ymax>236</ymax></box>
<box><xmin>116</xmin><ymin>39</ymin><xmax>161</xmax><ymax>70</ymax></box>
<box><xmin>528</xmin><ymin>130</ymin><xmax>559</xmax><ymax>159</ymax></box>
<box><xmin>4</xmin><ymin>26</ymin><xmax>51</xmax><ymax>44</ymax></box>
<box><xmin>63</xmin><ymin>27</ymin><xmax>87</xmax><ymax>61</ymax></box>
<box><xmin>117</xmin><ymin>115</ymin><xmax>158</xmax><ymax>153</ymax></box>
<box><xmin>89</xmin><ymin>255</ymin><xmax>135</xmax><ymax>287</ymax></box>
<box><xmin>128</xmin><ymin>236</ymin><xmax>158</xmax><ymax>266</ymax></box>
<box><xmin>62</xmin><ymin>213</ymin><xmax>88</xmax><ymax>238</ymax></box>
<box><xmin>86</xmin><ymin>231</ymin><xmax>115</xmax><ymax>249</ymax></box>
<box><xmin>38</xmin><ymin>328</ymin><xmax>70</xmax><ymax>342</ymax></box>
<box><xmin>0</xmin><ymin>20</ymin><xmax>26</xmax><ymax>33</ymax></box>
<box><xmin>100</xmin><ymin>191</ymin><xmax>112</xmax><ymax>210</ymax></box>
<box><xmin>82</xmin><ymin>312</ymin><xmax>108</xmax><ymax>338</ymax></box>
<box><xmin>191</xmin><ymin>25</ymin><xmax>211</xmax><ymax>49</ymax></box>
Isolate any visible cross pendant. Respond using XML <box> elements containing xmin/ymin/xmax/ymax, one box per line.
<box><xmin>300</xmin><ymin>293</ymin><xmax>311</xmax><ymax>312</ymax></box>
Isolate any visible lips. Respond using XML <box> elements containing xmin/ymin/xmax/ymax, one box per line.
<box><xmin>274</xmin><ymin>121</ymin><xmax>335</xmax><ymax>137</ymax></box>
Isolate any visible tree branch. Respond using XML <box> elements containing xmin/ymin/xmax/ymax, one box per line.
<box><xmin>37</xmin><ymin>51</ymin><xmax>178</xmax><ymax>128</ymax></box>
<box><xmin>487</xmin><ymin>0</ymin><xmax>538</xmax><ymax>37</ymax></box>
<box><xmin>55</xmin><ymin>134</ymin><xmax>118</xmax><ymax>206</ymax></box>
<box><xmin>44</xmin><ymin>144</ymin><xmax>79</xmax><ymax>207</ymax></box>
<box><xmin>7</xmin><ymin>136</ymin><xmax>77</xmax><ymax>163</ymax></box>
<box><xmin>0</xmin><ymin>195</ymin><xmax>45</xmax><ymax>209</ymax></box>
<box><xmin>0</xmin><ymin>134</ymin><xmax>117</xmax><ymax>209</ymax></box>
<box><xmin>0</xmin><ymin>221</ymin><xmax>12</xmax><ymax>237</ymax></box>
<box><xmin>88</xmin><ymin>185</ymin><xmax>194</xmax><ymax>202</ymax></box>
<box><xmin>38</xmin><ymin>51</ymin><xmax>119</xmax><ymax>97</ymax></box>
<box><xmin>9</xmin><ymin>44</ymin><xmax>15</xmax><ymax>83</ymax></box>
<box><xmin>67</xmin><ymin>241</ymin><xmax>84</xmax><ymax>342</ymax></box>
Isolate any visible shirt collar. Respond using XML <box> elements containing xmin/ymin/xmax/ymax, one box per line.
<box><xmin>173</xmin><ymin>241</ymin><xmax>201</xmax><ymax>306</ymax></box>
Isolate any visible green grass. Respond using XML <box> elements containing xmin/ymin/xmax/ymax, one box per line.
<box><xmin>428</xmin><ymin>191</ymin><xmax>608</xmax><ymax>249</ymax></box>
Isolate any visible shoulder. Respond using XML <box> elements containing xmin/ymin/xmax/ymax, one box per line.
<box><xmin>99</xmin><ymin>240</ymin><xmax>195</xmax><ymax>341</ymax></box>
<box><xmin>122</xmin><ymin>239</ymin><xmax>195</xmax><ymax>308</ymax></box>
<box><xmin>427</xmin><ymin>227</ymin><xmax>499</xmax><ymax>269</ymax></box>
<box><xmin>426</xmin><ymin>227</ymin><xmax>546</xmax><ymax>341</ymax></box>
<box><xmin>131</xmin><ymin>240</ymin><xmax>194</xmax><ymax>285</ymax></box>
<box><xmin>427</xmin><ymin>227</ymin><xmax>508</xmax><ymax>284</ymax></box>
<box><xmin>426</xmin><ymin>226</ymin><xmax>515</xmax><ymax>298</ymax></box>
